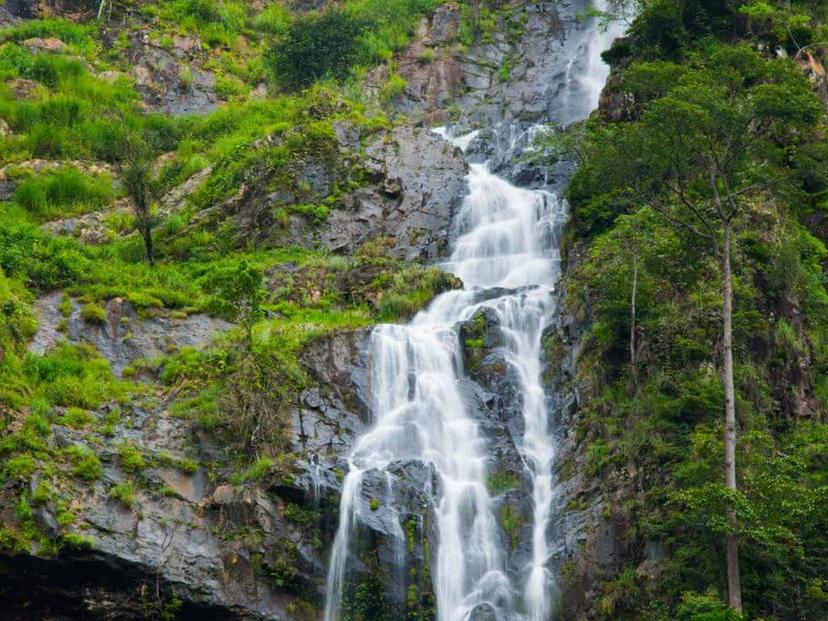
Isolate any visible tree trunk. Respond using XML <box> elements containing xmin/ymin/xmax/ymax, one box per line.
<box><xmin>721</xmin><ymin>225</ymin><xmax>742</xmax><ymax>613</ymax></box>
<box><xmin>142</xmin><ymin>222</ymin><xmax>154</xmax><ymax>266</ymax></box>
<box><xmin>630</xmin><ymin>249</ymin><xmax>638</xmax><ymax>388</ymax></box>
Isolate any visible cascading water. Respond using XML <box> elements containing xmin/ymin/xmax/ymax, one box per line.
<box><xmin>325</xmin><ymin>5</ymin><xmax>620</xmax><ymax>621</ymax></box>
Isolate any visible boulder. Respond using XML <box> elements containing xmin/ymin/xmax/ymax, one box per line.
<box><xmin>22</xmin><ymin>37</ymin><xmax>67</xmax><ymax>53</ymax></box>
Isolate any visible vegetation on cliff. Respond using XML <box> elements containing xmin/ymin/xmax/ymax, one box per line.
<box><xmin>551</xmin><ymin>1</ymin><xmax>828</xmax><ymax>619</ymax></box>
<box><xmin>0</xmin><ymin>0</ymin><xmax>455</xmax><ymax>574</ymax></box>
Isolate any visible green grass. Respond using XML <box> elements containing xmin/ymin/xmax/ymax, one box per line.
<box><xmin>108</xmin><ymin>481</ymin><xmax>136</xmax><ymax>508</ymax></box>
<box><xmin>80</xmin><ymin>302</ymin><xmax>107</xmax><ymax>325</ymax></box>
<box><xmin>61</xmin><ymin>407</ymin><xmax>95</xmax><ymax>429</ymax></box>
<box><xmin>12</xmin><ymin>167</ymin><xmax>116</xmax><ymax>221</ymax></box>
<box><xmin>23</xmin><ymin>342</ymin><xmax>130</xmax><ymax>409</ymax></box>
<box><xmin>117</xmin><ymin>441</ymin><xmax>146</xmax><ymax>473</ymax></box>
<box><xmin>65</xmin><ymin>444</ymin><xmax>103</xmax><ymax>481</ymax></box>
<box><xmin>230</xmin><ymin>457</ymin><xmax>273</xmax><ymax>485</ymax></box>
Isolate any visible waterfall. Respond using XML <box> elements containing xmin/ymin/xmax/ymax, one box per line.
<box><xmin>324</xmin><ymin>5</ymin><xmax>619</xmax><ymax>621</ymax></box>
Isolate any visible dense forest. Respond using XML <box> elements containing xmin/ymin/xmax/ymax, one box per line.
<box><xmin>0</xmin><ymin>1</ymin><xmax>825</xmax><ymax>620</ymax></box>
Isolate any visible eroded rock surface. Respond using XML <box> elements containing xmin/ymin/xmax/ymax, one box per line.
<box><xmin>30</xmin><ymin>291</ymin><xmax>231</xmax><ymax>375</ymax></box>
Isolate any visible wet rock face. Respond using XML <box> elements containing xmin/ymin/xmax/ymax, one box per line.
<box><xmin>469</xmin><ymin>602</ymin><xmax>498</xmax><ymax>621</ymax></box>
<box><xmin>233</xmin><ymin>124</ymin><xmax>468</xmax><ymax>261</ymax></box>
<box><xmin>6</xmin><ymin>327</ymin><xmax>371</xmax><ymax>621</ymax></box>
<box><xmin>336</xmin><ymin>460</ymin><xmax>439</xmax><ymax>621</ymax></box>
<box><xmin>322</xmin><ymin>125</ymin><xmax>468</xmax><ymax>260</ymax></box>
<box><xmin>458</xmin><ymin>308</ymin><xmax>536</xmax><ymax>582</ymax></box>
<box><xmin>292</xmin><ymin>329</ymin><xmax>371</xmax><ymax>499</ymax></box>
<box><xmin>383</xmin><ymin>0</ymin><xmax>589</xmax><ymax>129</ymax></box>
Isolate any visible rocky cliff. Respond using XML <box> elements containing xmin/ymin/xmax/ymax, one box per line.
<box><xmin>0</xmin><ymin>1</ymin><xmax>617</xmax><ymax>619</ymax></box>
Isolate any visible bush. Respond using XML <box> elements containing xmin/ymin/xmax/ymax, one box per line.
<box><xmin>108</xmin><ymin>481</ymin><xmax>136</xmax><ymax>508</ymax></box>
<box><xmin>265</xmin><ymin>8</ymin><xmax>369</xmax><ymax>89</ymax></box>
<box><xmin>117</xmin><ymin>442</ymin><xmax>145</xmax><ymax>473</ymax></box>
<box><xmin>66</xmin><ymin>444</ymin><xmax>102</xmax><ymax>480</ymax></box>
<box><xmin>80</xmin><ymin>302</ymin><xmax>107</xmax><ymax>325</ymax></box>
<box><xmin>62</xmin><ymin>407</ymin><xmax>95</xmax><ymax>429</ymax></box>
<box><xmin>230</xmin><ymin>456</ymin><xmax>273</xmax><ymax>485</ymax></box>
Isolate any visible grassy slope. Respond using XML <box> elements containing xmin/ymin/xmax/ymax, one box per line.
<box><xmin>0</xmin><ymin>0</ymin><xmax>454</xmax><ymax>557</ymax></box>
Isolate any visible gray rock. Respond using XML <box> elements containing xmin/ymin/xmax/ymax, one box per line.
<box><xmin>283</xmin><ymin>125</ymin><xmax>468</xmax><ymax>260</ymax></box>
<box><xmin>469</xmin><ymin>602</ymin><xmax>498</xmax><ymax>621</ymax></box>
<box><xmin>29</xmin><ymin>292</ymin><xmax>231</xmax><ymax>375</ymax></box>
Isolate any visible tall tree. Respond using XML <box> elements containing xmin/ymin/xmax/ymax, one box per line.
<box><xmin>569</xmin><ymin>44</ymin><xmax>821</xmax><ymax>611</ymax></box>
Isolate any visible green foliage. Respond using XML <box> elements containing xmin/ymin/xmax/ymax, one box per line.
<box><xmin>108</xmin><ymin>481</ymin><xmax>136</xmax><ymax>508</ymax></box>
<box><xmin>230</xmin><ymin>456</ymin><xmax>273</xmax><ymax>485</ymax></box>
<box><xmin>375</xmin><ymin>266</ymin><xmax>461</xmax><ymax>322</ymax></box>
<box><xmin>12</xmin><ymin>168</ymin><xmax>115</xmax><ymax>221</ymax></box>
<box><xmin>65</xmin><ymin>444</ymin><xmax>102</xmax><ymax>481</ymax></box>
<box><xmin>265</xmin><ymin>8</ymin><xmax>369</xmax><ymax>89</ymax></box>
<box><xmin>202</xmin><ymin>259</ymin><xmax>265</xmax><ymax>337</ymax></box>
<box><xmin>62</xmin><ymin>407</ymin><xmax>95</xmax><ymax>429</ymax></box>
<box><xmin>80</xmin><ymin>302</ymin><xmax>107</xmax><ymax>325</ymax></box>
<box><xmin>117</xmin><ymin>441</ymin><xmax>146</xmax><ymax>473</ymax></box>
<box><xmin>61</xmin><ymin>533</ymin><xmax>94</xmax><ymax>550</ymax></box>
<box><xmin>3</xmin><ymin>454</ymin><xmax>36</xmax><ymax>482</ymax></box>
<box><xmin>560</xmin><ymin>2</ymin><xmax>828</xmax><ymax>619</ymax></box>
<box><xmin>676</xmin><ymin>590</ymin><xmax>744</xmax><ymax>621</ymax></box>
<box><xmin>380</xmin><ymin>72</ymin><xmax>406</xmax><ymax>104</ymax></box>
<box><xmin>569</xmin><ymin>43</ymin><xmax>821</xmax><ymax>238</ymax></box>
<box><xmin>265</xmin><ymin>0</ymin><xmax>441</xmax><ymax>89</ymax></box>
<box><xmin>23</xmin><ymin>342</ymin><xmax>128</xmax><ymax>409</ymax></box>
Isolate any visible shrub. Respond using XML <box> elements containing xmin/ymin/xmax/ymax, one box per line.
<box><xmin>230</xmin><ymin>457</ymin><xmax>273</xmax><ymax>485</ymax></box>
<box><xmin>265</xmin><ymin>8</ymin><xmax>369</xmax><ymax>89</ymax></box>
<box><xmin>117</xmin><ymin>442</ymin><xmax>145</xmax><ymax>473</ymax></box>
<box><xmin>66</xmin><ymin>444</ymin><xmax>102</xmax><ymax>480</ymax></box>
<box><xmin>80</xmin><ymin>302</ymin><xmax>107</xmax><ymax>325</ymax></box>
<box><xmin>14</xmin><ymin>168</ymin><xmax>115</xmax><ymax>220</ymax></box>
<box><xmin>62</xmin><ymin>407</ymin><xmax>95</xmax><ymax>429</ymax></box>
<box><xmin>108</xmin><ymin>481</ymin><xmax>136</xmax><ymax>508</ymax></box>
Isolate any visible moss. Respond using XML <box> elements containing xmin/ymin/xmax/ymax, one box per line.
<box><xmin>369</xmin><ymin>497</ymin><xmax>381</xmax><ymax>511</ymax></box>
<box><xmin>486</xmin><ymin>470</ymin><xmax>519</xmax><ymax>496</ymax></box>
<box><xmin>154</xmin><ymin>451</ymin><xmax>199</xmax><ymax>473</ymax></box>
<box><xmin>498</xmin><ymin>503</ymin><xmax>524</xmax><ymax>550</ymax></box>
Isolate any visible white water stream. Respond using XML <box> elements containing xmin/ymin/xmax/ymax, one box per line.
<box><xmin>324</xmin><ymin>4</ymin><xmax>621</xmax><ymax>621</ymax></box>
